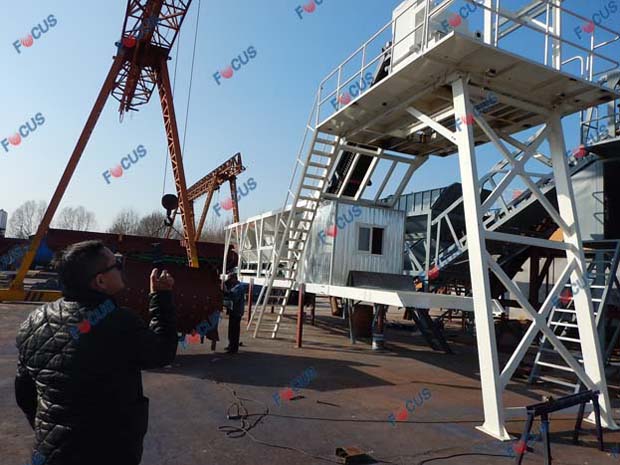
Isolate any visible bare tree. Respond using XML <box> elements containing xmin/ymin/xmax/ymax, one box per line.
<box><xmin>107</xmin><ymin>209</ymin><xmax>140</xmax><ymax>235</ymax></box>
<box><xmin>135</xmin><ymin>212</ymin><xmax>168</xmax><ymax>238</ymax></box>
<box><xmin>7</xmin><ymin>200</ymin><xmax>48</xmax><ymax>238</ymax></box>
<box><xmin>199</xmin><ymin>217</ymin><xmax>230</xmax><ymax>243</ymax></box>
<box><xmin>54</xmin><ymin>206</ymin><xmax>96</xmax><ymax>231</ymax></box>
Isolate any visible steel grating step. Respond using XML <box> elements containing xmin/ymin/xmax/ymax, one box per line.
<box><xmin>538</xmin><ymin>375</ymin><xmax>579</xmax><ymax>390</ymax></box>
<box><xmin>535</xmin><ymin>361</ymin><xmax>574</xmax><ymax>372</ymax></box>
<box><xmin>538</xmin><ymin>347</ymin><xmax>583</xmax><ymax>358</ymax></box>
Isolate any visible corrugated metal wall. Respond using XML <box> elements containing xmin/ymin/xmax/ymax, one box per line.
<box><xmin>572</xmin><ymin>160</ymin><xmax>605</xmax><ymax>240</ymax></box>
<box><xmin>332</xmin><ymin>202</ymin><xmax>405</xmax><ymax>285</ymax></box>
<box><xmin>300</xmin><ymin>201</ymin><xmax>405</xmax><ymax>286</ymax></box>
<box><xmin>299</xmin><ymin>201</ymin><xmax>336</xmax><ymax>284</ymax></box>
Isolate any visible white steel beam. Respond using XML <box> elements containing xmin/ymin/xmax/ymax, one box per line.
<box><xmin>483</xmin><ymin>0</ymin><xmax>494</xmax><ymax>45</ymax></box>
<box><xmin>486</xmin><ymin>231</ymin><xmax>573</xmax><ymax>251</ymax></box>
<box><xmin>406</xmin><ymin>107</ymin><xmax>457</xmax><ymax>144</ymax></box>
<box><xmin>547</xmin><ymin>113</ymin><xmax>617</xmax><ymax>428</ymax></box>
<box><xmin>452</xmin><ymin>78</ymin><xmax>509</xmax><ymax>440</ymax></box>
<box><xmin>476</xmin><ymin>115</ymin><xmax>570</xmax><ymax>232</ymax></box>
<box><xmin>499</xmin><ymin>261</ymin><xmax>575</xmax><ymax>388</ymax></box>
<box><xmin>337</xmin><ymin>152</ymin><xmax>361</xmax><ymax>197</ymax></box>
<box><xmin>373</xmin><ymin>160</ymin><xmax>397</xmax><ymax>201</ymax></box>
<box><xmin>389</xmin><ymin>155</ymin><xmax>428</xmax><ymax>207</ymax></box>
<box><xmin>354</xmin><ymin>155</ymin><xmax>380</xmax><ymax>201</ymax></box>
<box><xmin>489</xmin><ymin>257</ymin><xmax>593</xmax><ymax>387</ymax></box>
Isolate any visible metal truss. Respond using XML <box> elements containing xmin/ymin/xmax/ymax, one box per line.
<box><xmin>113</xmin><ymin>0</ymin><xmax>193</xmax><ymax>114</ymax></box>
<box><xmin>403</xmin><ymin>76</ymin><xmax>618</xmax><ymax>439</ymax></box>
<box><xmin>405</xmin><ymin>129</ymin><xmax>594</xmax><ymax>278</ymax></box>
<box><xmin>186</xmin><ymin>152</ymin><xmax>245</xmax><ymax>237</ymax></box>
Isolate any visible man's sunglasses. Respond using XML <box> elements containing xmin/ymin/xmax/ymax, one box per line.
<box><xmin>93</xmin><ymin>256</ymin><xmax>124</xmax><ymax>277</ymax></box>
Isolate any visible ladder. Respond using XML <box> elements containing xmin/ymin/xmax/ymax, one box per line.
<box><xmin>529</xmin><ymin>241</ymin><xmax>620</xmax><ymax>391</ymax></box>
<box><xmin>247</xmin><ymin>124</ymin><xmax>341</xmax><ymax>338</ymax></box>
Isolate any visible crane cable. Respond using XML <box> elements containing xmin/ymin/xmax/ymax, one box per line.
<box><xmin>161</xmin><ymin>0</ymin><xmax>202</xmax><ymax>196</ymax></box>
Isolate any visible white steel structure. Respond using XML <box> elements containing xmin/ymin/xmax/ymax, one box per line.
<box><xmin>224</xmin><ymin>0</ymin><xmax>620</xmax><ymax>439</ymax></box>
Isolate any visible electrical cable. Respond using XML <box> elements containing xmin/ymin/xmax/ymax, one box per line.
<box><xmin>162</xmin><ymin>0</ymin><xmax>201</xmax><ymax>196</ymax></box>
<box><xmin>216</xmin><ymin>383</ymin><xmax>594</xmax><ymax>465</ymax></box>
<box><xmin>180</xmin><ymin>0</ymin><xmax>201</xmax><ymax>156</ymax></box>
<box><xmin>161</xmin><ymin>34</ymin><xmax>180</xmax><ymax>196</ymax></box>
<box><xmin>217</xmin><ymin>385</ymin><xmax>368</xmax><ymax>464</ymax></box>
<box><xmin>241</xmin><ymin>412</ymin><xmax>579</xmax><ymax>425</ymax></box>
<box><xmin>415</xmin><ymin>452</ymin><xmax>514</xmax><ymax>464</ymax></box>
<box><xmin>166</xmin><ymin>222</ymin><xmax>185</xmax><ymax>239</ymax></box>
<box><xmin>413</xmin><ymin>452</ymin><xmax>593</xmax><ymax>465</ymax></box>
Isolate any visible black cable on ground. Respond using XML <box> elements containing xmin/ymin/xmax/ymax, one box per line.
<box><xmin>215</xmin><ymin>383</ymin><xmax>597</xmax><ymax>465</ymax></box>
<box><xmin>412</xmin><ymin>452</ymin><xmax>593</xmax><ymax>465</ymax></box>
<box><xmin>217</xmin><ymin>386</ymin><xmax>347</xmax><ymax>464</ymax></box>
<box><xmin>415</xmin><ymin>452</ymin><xmax>514</xmax><ymax>464</ymax></box>
<box><xmin>244</xmin><ymin>412</ymin><xmax>580</xmax><ymax>425</ymax></box>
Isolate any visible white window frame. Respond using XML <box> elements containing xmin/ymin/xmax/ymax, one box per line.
<box><xmin>357</xmin><ymin>223</ymin><xmax>384</xmax><ymax>256</ymax></box>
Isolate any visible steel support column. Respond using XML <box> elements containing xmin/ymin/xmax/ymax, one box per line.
<box><xmin>156</xmin><ymin>62</ymin><xmax>199</xmax><ymax>268</ymax></box>
<box><xmin>196</xmin><ymin>183</ymin><xmax>216</xmax><ymax>239</ymax></box>
<box><xmin>547</xmin><ymin>114</ymin><xmax>616</xmax><ymax>428</ymax></box>
<box><xmin>229</xmin><ymin>177</ymin><xmax>240</xmax><ymax>224</ymax></box>
<box><xmin>452</xmin><ymin>78</ymin><xmax>510</xmax><ymax>440</ymax></box>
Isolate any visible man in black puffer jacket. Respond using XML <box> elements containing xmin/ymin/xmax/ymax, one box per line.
<box><xmin>15</xmin><ymin>240</ymin><xmax>177</xmax><ymax>465</ymax></box>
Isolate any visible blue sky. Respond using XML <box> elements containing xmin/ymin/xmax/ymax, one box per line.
<box><xmin>0</xmin><ymin>0</ymin><xmax>617</xmax><ymax>232</ymax></box>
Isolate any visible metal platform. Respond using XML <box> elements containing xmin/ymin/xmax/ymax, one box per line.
<box><xmin>238</xmin><ymin>275</ymin><xmax>474</xmax><ymax>312</ymax></box>
<box><xmin>587</xmin><ymin>136</ymin><xmax>620</xmax><ymax>158</ymax></box>
<box><xmin>225</xmin><ymin>0</ymin><xmax>620</xmax><ymax>439</ymax></box>
<box><xmin>319</xmin><ymin>31</ymin><xmax>619</xmax><ymax>157</ymax></box>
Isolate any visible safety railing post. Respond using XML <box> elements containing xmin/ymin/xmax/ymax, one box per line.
<box><xmin>296</xmin><ymin>283</ymin><xmax>305</xmax><ymax>348</ymax></box>
<box><xmin>247</xmin><ymin>277</ymin><xmax>254</xmax><ymax>324</ymax></box>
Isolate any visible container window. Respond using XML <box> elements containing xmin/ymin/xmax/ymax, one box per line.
<box><xmin>358</xmin><ymin>227</ymin><xmax>371</xmax><ymax>252</ymax></box>
<box><xmin>371</xmin><ymin>227</ymin><xmax>384</xmax><ymax>255</ymax></box>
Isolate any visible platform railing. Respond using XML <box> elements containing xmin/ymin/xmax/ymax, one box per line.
<box><xmin>316</xmin><ymin>0</ymin><xmax>620</xmax><ymax>126</ymax></box>
<box><xmin>581</xmin><ymin>113</ymin><xmax>620</xmax><ymax>145</ymax></box>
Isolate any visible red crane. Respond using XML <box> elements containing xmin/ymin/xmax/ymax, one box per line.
<box><xmin>1</xmin><ymin>0</ymin><xmax>200</xmax><ymax>301</ymax></box>
<box><xmin>165</xmin><ymin>152</ymin><xmax>246</xmax><ymax>240</ymax></box>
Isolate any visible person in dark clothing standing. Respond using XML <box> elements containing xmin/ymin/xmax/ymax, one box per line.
<box><xmin>15</xmin><ymin>240</ymin><xmax>177</xmax><ymax>465</ymax></box>
<box><xmin>223</xmin><ymin>273</ymin><xmax>245</xmax><ymax>354</ymax></box>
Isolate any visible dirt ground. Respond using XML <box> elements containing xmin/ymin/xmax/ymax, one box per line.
<box><xmin>1</xmin><ymin>300</ymin><xmax>619</xmax><ymax>465</ymax></box>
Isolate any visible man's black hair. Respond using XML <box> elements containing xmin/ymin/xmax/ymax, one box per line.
<box><xmin>52</xmin><ymin>240</ymin><xmax>109</xmax><ymax>298</ymax></box>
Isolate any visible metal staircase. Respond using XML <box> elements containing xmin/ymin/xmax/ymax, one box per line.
<box><xmin>247</xmin><ymin>115</ymin><xmax>341</xmax><ymax>338</ymax></box>
<box><xmin>528</xmin><ymin>241</ymin><xmax>620</xmax><ymax>391</ymax></box>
